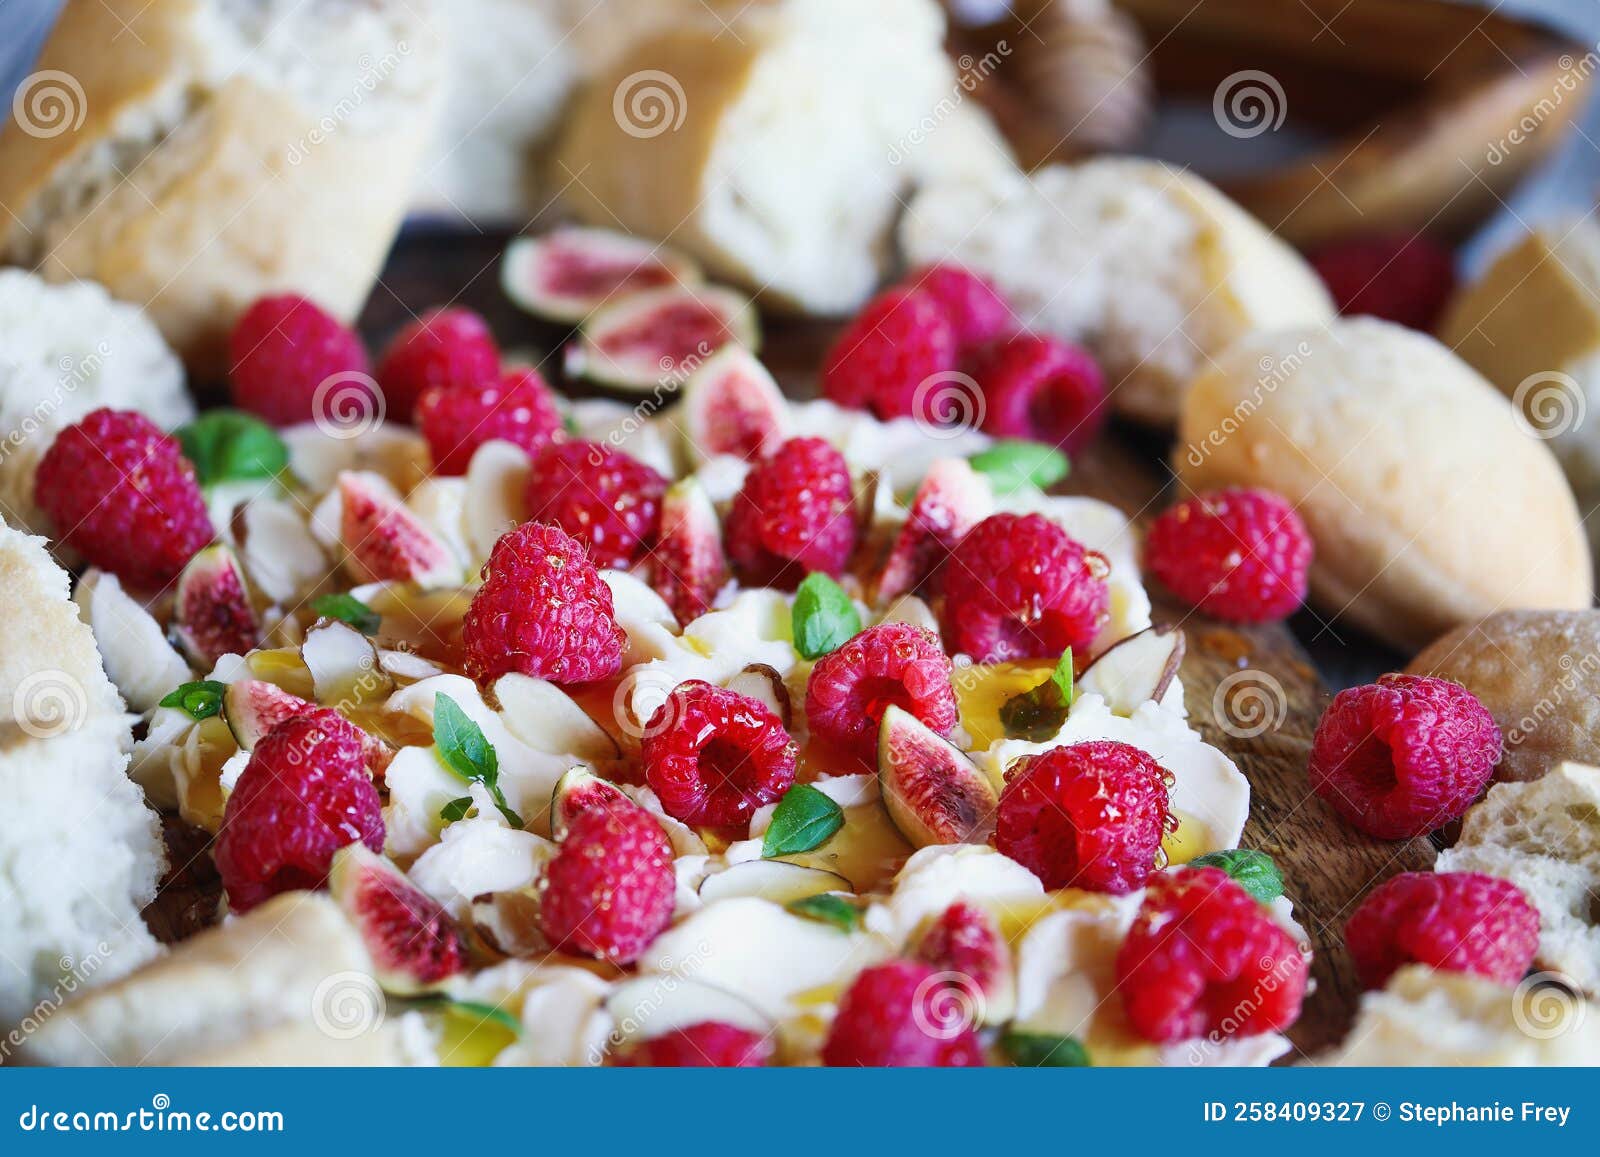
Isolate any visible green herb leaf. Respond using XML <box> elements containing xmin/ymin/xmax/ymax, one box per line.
<box><xmin>1189</xmin><ymin>848</ymin><xmax>1284</xmax><ymax>903</ymax></box>
<box><xmin>762</xmin><ymin>784</ymin><xmax>844</xmax><ymax>858</ymax></box>
<box><xmin>1001</xmin><ymin>1030</ymin><xmax>1091</xmax><ymax>1067</ymax></box>
<box><xmin>176</xmin><ymin>410</ymin><xmax>289</xmax><ymax>488</ymax></box>
<box><xmin>159</xmin><ymin>679</ymin><xmax>227</xmax><ymax>721</ymax></box>
<box><xmin>791</xmin><ymin>572</ymin><xmax>862</xmax><ymax>660</ymax></box>
<box><xmin>310</xmin><ymin>592</ymin><xmax>382</xmax><ymax>636</ymax></box>
<box><xmin>786</xmin><ymin>893</ymin><xmax>861</xmax><ymax>932</ymax></box>
<box><xmin>439</xmin><ymin>796</ymin><xmax>475</xmax><ymax>823</ymax></box>
<box><xmin>969</xmin><ymin>440</ymin><xmax>1069</xmax><ymax>496</ymax></box>
<box><xmin>999</xmin><ymin>648</ymin><xmax>1074</xmax><ymax>741</ymax></box>
<box><xmin>433</xmin><ymin>694</ymin><xmax>524</xmax><ymax>829</ymax></box>
<box><xmin>406</xmin><ymin>995</ymin><xmax>523</xmax><ymax>1038</ymax></box>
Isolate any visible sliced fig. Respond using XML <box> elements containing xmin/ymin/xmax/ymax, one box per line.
<box><xmin>875</xmin><ymin>458</ymin><xmax>994</xmax><ymax>604</ymax></box>
<box><xmin>173</xmin><ymin>545</ymin><xmax>261</xmax><ymax>667</ymax></box>
<box><xmin>878</xmin><ymin>704</ymin><xmax>998</xmax><ymax>847</ymax></box>
<box><xmin>679</xmin><ymin>347</ymin><xmax>789</xmax><ymax>462</ymax></box>
<box><xmin>1077</xmin><ymin>625</ymin><xmax>1185</xmax><ymax>715</ymax></box>
<box><xmin>222</xmin><ymin>677</ymin><xmax>394</xmax><ymax>779</ymax></box>
<box><xmin>652</xmin><ymin>477</ymin><xmax>729</xmax><ymax>624</ymax></box>
<box><xmin>697</xmin><ymin>860</ymin><xmax>851</xmax><ymax>906</ymax></box>
<box><xmin>550</xmin><ymin>766</ymin><xmax>634</xmax><ymax>839</ymax></box>
<box><xmin>563</xmin><ymin>284</ymin><xmax>760</xmax><ymax>393</ymax></box>
<box><xmin>501</xmin><ymin>227</ymin><xmax>701</xmax><ymax>324</ymax></box>
<box><xmin>913</xmin><ymin>900</ymin><xmax>1016</xmax><ymax>1025</ymax></box>
<box><xmin>337</xmin><ymin>471</ymin><xmax>462</xmax><ymax>587</ymax></box>
<box><xmin>329</xmin><ymin>844</ymin><xmax>467</xmax><ymax>993</ymax></box>
<box><xmin>724</xmin><ymin>663</ymin><xmax>792</xmax><ymax>730</ymax></box>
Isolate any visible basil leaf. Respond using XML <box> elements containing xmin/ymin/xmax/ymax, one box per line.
<box><xmin>406</xmin><ymin>995</ymin><xmax>523</xmax><ymax>1038</ymax></box>
<box><xmin>791</xmin><ymin>572</ymin><xmax>861</xmax><ymax>660</ymax></box>
<box><xmin>433</xmin><ymin>694</ymin><xmax>524</xmax><ymax>829</ymax></box>
<box><xmin>176</xmin><ymin>410</ymin><xmax>289</xmax><ymax>488</ymax></box>
<box><xmin>311</xmin><ymin>592</ymin><xmax>381</xmax><ymax>636</ymax></box>
<box><xmin>439</xmin><ymin>796</ymin><xmax>474</xmax><ymax>823</ymax></box>
<box><xmin>969</xmin><ymin>440</ymin><xmax>1069</xmax><ymax>496</ymax></box>
<box><xmin>999</xmin><ymin>648</ymin><xmax>1074</xmax><ymax>742</ymax></box>
<box><xmin>786</xmin><ymin>893</ymin><xmax>861</xmax><ymax>932</ymax></box>
<box><xmin>1189</xmin><ymin>848</ymin><xmax>1284</xmax><ymax>903</ymax></box>
<box><xmin>159</xmin><ymin>679</ymin><xmax>227</xmax><ymax>721</ymax></box>
<box><xmin>762</xmin><ymin>784</ymin><xmax>844</xmax><ymax>858</ymax></box>
<box><xmin>1001</xmin><ymin>1030</ymin><xmax>1091</xmax><ymax>1067</ymax></box>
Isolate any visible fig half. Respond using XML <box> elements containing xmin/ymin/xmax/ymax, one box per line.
<box><xmin>564</xmin><ymin>284</ymin><xmax>760</xmax><ymax>393</ymax></box>
<box><xmin>652</xmin><ymin>477</ymin><xmax>729</xmax><ymax>624</ymax></box>
<box><xmin>874</xmin><ymin>458</ymin><xmax>993</xmax><ymax>604</ymax></box>
<box><xmin>329</xmin><ymin>844</ymin><xmax>466</xmax><ymax>993</ymax></box>
<box><xmin>173</xmin><ymin>544</ymin><xmax>260</xmax><ymax>667</ymax></box>
<box><xmin>878</xmin><ymin>705</ymin><xmax>999</xmax><ymax>847</ymax></box>
<box><xmin>678</xmin><ymin>346</ymin><xmax>790</xmax><ymax>463</ymax></box>
<box><xmin>501</xmin><ymin>227</ymin><xmax>701</xmax><ymax>324</ymax></box>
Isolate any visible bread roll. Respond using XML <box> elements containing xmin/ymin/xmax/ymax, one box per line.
<box><xmin>1406</xmin><ymin>609</ymin><xmax>1600</xmax><ymax>783</ymax></box>
<box><xmin>901</xmin><ymin>158</ymin><xmax>1334</xmax><ymax>425</ymax></box>
<box><xmin>1177</xmin><ymin>318</ymin><xmax>1591</xmax><ymax>650</ymax></box>
<box><xmin>1437</xmin><ymin>763</ymin><xmax>1600</xmax><ymax>994</ymax></box>
<box><xmin>552</xmin><ymin>0</ymin><xmax>1013</xmax><ymax>316</ymax></box>
<box><xmin>0</xmin><ymin>0</ymin><xmax>443</xmax><ymax>377</ymax></box>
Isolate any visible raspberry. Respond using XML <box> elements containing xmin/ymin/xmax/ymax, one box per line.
<box><xmin>1145</xmin><ymin>488</ymin><xmax>1312</xmax><ymax>623</ymax></box>
<box><xmin>804</xmin><ymin>622</ymin><xmax>957</xmax><ymax>760</ymax></box>
<box><xmin>915</xmin><ymin>902</ymin><xmax>1010</xmax><ymax>1005</ymax></box>
<box><xmin>939</xmin><ymin>512</ymin><xmax>1109</xmax><ymax>662</ymax></box>
<box><xmin>822</xmin><ymin>959</ymin><xmax>984</xmax><ymax>1067</ymax></box>
<box><xmin>994</xmin><ymin>740</ymin><xmax>1174</xmax><ymax>893</ymax></box>
<box><xmin>1116</xmin><ymin>867</ymin><xmax>1308</xmax><ymax>1043</ymax></box>
<box><xmin>641</xmin><ymin>680</ymin><xmax>796</xmax><ymax>829</ymax></box>
<box><xmin>969</xmin><ymin>334</ymin><xmax>1108</xmax><ymax>454</ymax></box>
<box><xmin>418</xmin><ymin>367</ymin><xmax>564</xmax><ymax>476</ymax></box>
<box><xmin>35</xmin><ymin>408</ymin><xmax>214</xmax><ymax>591</ymax></box>
<box><xmin>461</xmin><ymin>522</ymin><xmax>626</xmax><ymax>686</ymax></box>
<box><xmin>898</xmin><ymin>264</ymin><xmax>1015</xmax><ymax>352</ymax></box>
<box><xmin>214</xmin><ymin>709</ymin><xmax>384</xmax><ymax>913</ymax></box>
<box><xmin>227</xmin><ymin>294</ymin><xmax>371</xmax><ymax>426</ymax></box>
<box><xmin>538</xmin><ymin>805</ymin><xmax>675</xmax><ymax>963</ymax></box>
<box><xmin>524</xmin><ymin>441</ymin><xmax>668</xmax><ymax>570</ymax></box>
<box><xmin>612</xmin><ymin>1023</ymin><xmax>774</xmax><ymax>1067</ymax></box>
<box><xmin>1345</xmin><ymin>871</ymin><xmax>1540</xmax><ymax>990</ymax></box>
<box><xmin>375</xmin><ymin>307</ymin><xmax>500</xmax><ymax>422</ymax></box>
<box><xmin>1309</xmin><ymin>674</ymin><xmax>1500</xmax><ymax>839</ymax></box>
<box><xmin>724</xmin><ymin>437</ymin><xmax>858</xmax><ymax>588</ymax></box>
<box><xmin>1308</xmin><ymin>233</ymin><xmax>1456</xmax><ymax>332</ymax></box>
<box><xmin>821</xmin><ymin>288</ymin><xmax>959</xmax><ymax>420</ymax></box>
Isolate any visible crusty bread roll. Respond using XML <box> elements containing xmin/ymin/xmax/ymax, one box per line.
<box><xmin>1320</xmin><ymin>965</ymin><xmax>1599</xmax><ymax>1065</ymax></box>
<box><xmin>1437</xmin><ymin>763</ymin><xmax>1600</xmax><ymax>995</ymax></box>
<box><xmin>1</xmin><ymin>523</ymin><xmax>164</xmax><ymax>1031</ymax></box>
<box><xmin>15</xmin><ymin>892</ymin><xmax>402</xmax><ymax>1066</ymax></box>
<box><xmin>552</xmin><ymin>0</ymin><xmax>1013</xmax><ymax>316</ymax></box>
<box><xmin>0</xmin><ymin>0</ymin><xmax>443</xmax><ymax>377</ymax></box>
<box><xmin>1406</xmin><ymin>610</ymin><xmax>1600</xmax><ymax>783</ymax></box>
<box><xmin>1177</xmin><ymin>318</ymin><xmax>1592</xmax><ymax>650</ymax></box>
<box><xmin>901</xmin><ymin>158</ymin><xmax>1334</xmax><ymax>425</ymax></box>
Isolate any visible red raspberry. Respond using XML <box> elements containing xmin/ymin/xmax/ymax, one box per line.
<box><xmin>804</xmin><ymin>622</ymin><xmax>957</xmax><ymax>760</ymax></box>
<box><xmin>1308</xmin><ymin>233</ymin><xmax>1456</xmax><ymax>332</ymax></box>
<box><xmin>642</xmin><ymin>680</ymin><xmax>796</xmax><ymax>829</ymax></box>
<box><xmin>214</xmin><ymin>709</ymin><xmax>384</xmax><ymax>913</ymax></box>
<box><xmin>227</xmin><ymin>294</ymin><xmax>371</xmax><ymax>427</ymax></box>
<box><xmin>940</xmin><ymin>512</ymin><xmax>1109</xmax><ymax>662</ymax></box>
<box><xmin>524</xmin><ymin>441</ymin><xmax>668</xmax><ymax>570</ymax></box>
<box><xmin>822</xmin><ymin>959</ymin><xmax>984</xmax><ymax>1067</ymax></box>
<box><xmin>724</xmin><ymin>437</ymin><xmax>858</xmax><ymax>588</ymax></box>
<box><xmin>970</xmin><ymin>334</ymin><xmax>1108</xmax><ymax>454</ymax></box>
<box><xmin>418</xmin><ymin>367</ymin><xmax>564</xmax><ymax>476</ymax></box>
<box><xmin>821</xmin><ymin>288</ymin><xmax>959</xmax><ymax>420</ymax></box>
<box><xmin>898</xmin><ymin>264</ymin><xmax>1015</xmax><ymax>352</ymax></box>
<box><xmin>538</xmin><ymin>805</ymin><xmax>675</xmax><ymax>963</ymax></box>
<box><xmin>994</xmin><ymin>740</ymin><xmax>1173</xmax><ymax>894</ymax></box>
<box><xmin>1345</xmin><ymin>871</ymin><xmax>1540</xmax><ymax>990</ymax></box>
<box><xmin>1145</xmin><ymin>488</ymin><xmax>1312</xmax><ymax>623</ymax></box>
<box><xmin>1309</xmin><ymin>674</ymin><xmax>1500</xmax><ymax>839</ymax></box>
<box><xmin>375</xmin><ymin>307</ymin><xmax>500</xmax><ymax>422</ymax></box>
<box><xmin>915</xmin><ymin>901</ymin><xmax>1010</xmax><ymax>1005</ymax></box>
<box><xmin>612</xmin><ymin>1022</ymin><xmax>774</xmax><ymax>1067</ymax></box>
<box><xmin>1116</xmin><ymin>867</ymin><xmax>1308</xmax><ymax>1043</ymax></box>
<box><xmin>461</xmin><ymin>522</ymin><xmax>626</xmax><ymax>686</ymax></box>
<box><xmin>35</xmin><ymin>408</ymin><xmax>213</xmax><ymax>591</ymax></box>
